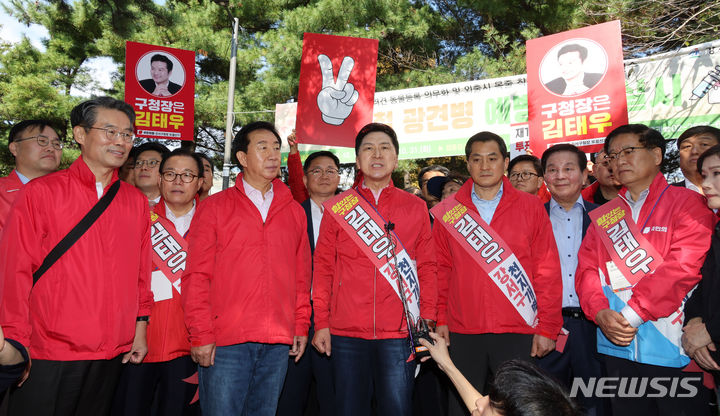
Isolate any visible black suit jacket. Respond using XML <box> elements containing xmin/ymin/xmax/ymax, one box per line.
<box><xmin>670</xmin><ymin>179</ymin><xmax>686</xmax><ymax>188</ymax></box>
<box><xmin>139</xmin><ymin>78</ymin><xmax>182</xmax><ymax>96</ymax></box>
<box><xmin>544</xmin><ymin>198</ymin><xmax>599</xmax><ymax>239</ymax></box>
<box><xmin>544</xmin><ymin>72</ymin><xmax>603</xmax><ymax>96</ymax></box>
<box><xmin>301</xmin><ymin>199</ymin><xmax>315</xmax><ymax>255</ymax></box>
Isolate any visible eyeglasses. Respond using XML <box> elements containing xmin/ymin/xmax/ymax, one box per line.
<box><xmin>509</xmin><ymin>171</ymin><xmax>539</xmax><ymax>181</ymax></box>
<box><xmin>14</xmin><ymin>135</ymin><xmax>63</xmax><ymax>150</ymax></box>
<box><xmin>135</xmin><ymin>159</ymin><xmax>160</xmax><ymax>169</ymax></box>
<box><xmin>88</xmin><ymin>127</ymin><xmax>135</xmax><ymax>143</ymax></box>
<box><xmin>161</xmin><ymin>171</ymin><xmax>199</xmax><ymax>183</ymax></box>
<box><xmin>606</xmin><ymin>146</ymin><xmax>645</xmax><ymax>162</ymax></box>
<box><xmin>307</xmin><ymin>168</ymin><xmax>339</xmax><ymax>177</ymax></box>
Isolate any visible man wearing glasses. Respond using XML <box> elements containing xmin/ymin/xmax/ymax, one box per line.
<box><xmin>114</xmin><ymin>148</ymin><xmax>204</xmax><ymax>416</ymax></box>
<box><xmin>278</xmin><ymin>150</ymin><xmax>340</xmax><ymax>416</ymax></box>
<box><xmin>133</xmin><ymin>142</ymin><xmax>170</xmax><ymax>207</ymax></box>
<box><xmin>576</xmin><ymin>124</ymin><xmax>715</xmax><ymax>415</ymax></box>
<box><xmin>507</xmin><ymin>155</ymin><xmax>544</xmax><ymax>197</ymax></box>
<box><xmin>0</xmin><ymin>97</ymin><xmax>154</xmax><ymax>415</ymax></box>
<box><xmin>582</xmin><ymin>150</ymin><xmax>621</xmax><ymax>205</ymax></box>
<box><xmin>0</xmin><ymin>120</ymin><xmax>62</xmax><ymax>232</ymax></box>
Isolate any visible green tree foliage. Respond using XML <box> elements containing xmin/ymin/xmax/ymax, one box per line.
<box><xmin>1</xmin><ymin>0</ymin><xmax>719</xmax><ymax>177</ymax></box>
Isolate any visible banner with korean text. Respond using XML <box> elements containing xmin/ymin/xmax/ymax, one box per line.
<box><xmin>526</xmin><ymin>20</ymin><xmax>628</xmax><ymax>156</ymax></box>
<box><xmin>276</xmin><ymin>39</ymin><xmax>720</xmax><ymax>163</ymax></box>
<box><xmin>296</xmin><ymin>33</ymin><xmax>378</xmax><ymax>148</ymax></box>
<box><xmin>125</xmin><ymin>41</ymin><xmax>195</xmax><ymax>141</ymax></box>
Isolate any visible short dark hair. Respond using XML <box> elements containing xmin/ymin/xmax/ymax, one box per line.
<box><xmin>418</xmin><ymin>165</ymin><xmax>450</xmax><ymax>188</ymax></box>
<box><xmin>488</xmin><ymin>360</ymin><xmax>582</xmax><ymax>416</ymax></box>
<box><xmin>589</xmin><ymin>149</ymin><xmax>607</xmax><ymax>164</ymax></box>
<box><xmin>541</xmin><ymin>144</ymin><xmax>587</xmax><ymax>172</ymax></box>
<box><xmin>508</xmin><ymin>155</ymin><xmax>542</xmax><ymax>176</ymax></box>
<box><xmin>231</xmin><ymin>121</ymin><xmax>282</xmax><ymax>168</ymax></box>
<box><xmin>8</xmin><ymin>119</ymin><xmax>59</xmax><ymax>143</ymax></box>
<box><xmin>697</xmin><ymin>144</ymin><xmax>720</xmax><ymax>174</ymax></box>
<box><xmin>135</xmin><ymin>142</ymin><xmax>170</xmax><ymax>160</ymax></box>
<box><xmin>557</xmin><ymin>43</ymin><xmax>588</xmax><ymax>62</ymax></box>
<box><xmin>70</xmin><ymin>96</ymin><xmax>136</xmax><ymax>129</ymax></box>
<box><xmin>465</xmin><ymin>131</ymin><xmax>508</xmax><ymax>159</ymax></box>
<box><xmin>195</xmin><ymin>152</ymin><xmax>215</xmax><ymax>172</ymax></box>
<box><xmin>677</xmin><ymin>125</ymin><xmax>720</xmax><ymax>148</ymax></box>
<box><xmin>355</xmin><ymin>123</ymin><xmax>399</xmax><ymax>156</ymax></box>
<box><xmin>159</xmin><ymin>148</ymin><xmax>204</xmax><ymax>177</ymax></box>
<box><xmin>604</xmin><ymin>124</ymin><xmax>666</xmax><ymax>159</ymax></box>
<box><xmin>303</xmin><ymin>151</ymin><xmax>340</xmax><ymax>172</ymax></box>
<box><xmin>150</xmin><ymin>54</ymin><xmax>173</xmax><ymax>72</ymax></box>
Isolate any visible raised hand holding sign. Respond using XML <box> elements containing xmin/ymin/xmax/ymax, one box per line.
<box><xmin>296</xmin><ymin>33</ymin><xmax>378</xmax><ymax>147</ymax></box>
<box><xmin>316</xmin><ymin>54</ymin><xmax>359</xmax><ymax>125</ymax></box>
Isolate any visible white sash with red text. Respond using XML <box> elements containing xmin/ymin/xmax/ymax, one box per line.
<box><xmin>589</xmin><ymin>197</ymin><xmax>664</xmax><ymax>291</ymax></box>
<box><xmin>430</xmin><ymin>197</ymin><xmax>538</xmax><ymax>328</ymax></box>
<box><xmin>324</xmin><ymin>190</ymin><xmax>421</xmax><ymax>325</ymax></box>
<box><xmin>150</xmin><ymin>212</ymin><xmax>188</xmax><ymax>300</ymax></box>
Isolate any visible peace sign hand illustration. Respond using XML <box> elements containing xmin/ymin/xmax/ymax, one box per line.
<box><xmin>316</xmin><ymin>54</ymin><xmax>359</xmax><ymax>125</ymax></box>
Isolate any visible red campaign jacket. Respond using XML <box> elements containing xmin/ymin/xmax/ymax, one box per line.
<box><xmin>287</xmin><ymin>152</ymin><xmax>309</xmax><ymax>203</ymax></box>
<box><xmin>182</xmin><ymin>175</ymin><xmax>312</xmax><ymax>347</ymax></box>
<box><xmin>0</xmin><ymin>157</ymin><xmax>153</xmax><ymax>360</ymax></box>
<box><xmin>144</xmin><ymin>200</ymin><xmax>195</xmax><ymax>363</ymax></box>
<box><xmin>433</xmin><ymin>177</ymin><xmax>563</xmax><ymax>340</ymax></box>
<box><xmin>0</xmin><ymin>170</ymin><xmax>23</xmax><ymax>234</ymax></box>
<box><xmin>581</xmin><ymin>181</ymin><xmax>599</xmax><ymax>204</ymax></box>
<box><xmin>576</xmin><ymin>172</ymin><xmax>716</xmax><ymax>324</ymax></box>
<box><xmin>313</xmin><ymin>182</ymin><xmax>438</xmax><ymax>340</ymax></box>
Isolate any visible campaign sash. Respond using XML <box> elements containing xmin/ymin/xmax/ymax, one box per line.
<box><xmin>150</xmin><ymin>211</ymin><xmax>188</xmax><ymax>286</ymax></box>
<box><xmin>324</xmin><ymin>189</ymin><xmax>421</xmax><ymax>325</ymax></box>
<box><xmin>430</xmin><ymin>197</ymin><xmax>538</xmax><ymax>327</ymax></box>
<box><xmin>589</xmin><ymin>197</ymin><xmax>664</xmax><ymax>291</ymax></box>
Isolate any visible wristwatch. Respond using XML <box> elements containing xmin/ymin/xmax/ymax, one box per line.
<box><xmin>136</xmin><ymin>315</ymin><xmax>149</xmax><ymax>322</ymax></box>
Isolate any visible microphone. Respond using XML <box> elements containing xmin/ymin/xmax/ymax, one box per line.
<box><xmin>385</xmin><ymin>222</ymin><xmax>395</xmax><ymax>232</ymax></box>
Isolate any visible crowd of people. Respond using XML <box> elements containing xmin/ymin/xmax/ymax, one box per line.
<box><xmin>0</xmin><ymin>95</ymin><xmax>719</xmax><ymax>416</ymax></box>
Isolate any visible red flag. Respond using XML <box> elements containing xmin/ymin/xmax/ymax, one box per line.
<box><xmin>526</xmin><ymin>21</ymin><xmax>628</xmax><ymax>156</ymax></box>
<box><xmin>296</xmin><ymin>33</ymin><xmax>379</xmax><ymax>148</ymax></box>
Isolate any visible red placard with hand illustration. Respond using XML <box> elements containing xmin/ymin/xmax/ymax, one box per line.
<box><xmin>296</xmin><ymin>33</ymin><xmax>379</xmax><ymax>148</ymax></box>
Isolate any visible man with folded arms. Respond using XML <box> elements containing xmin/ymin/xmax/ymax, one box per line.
<box><xmin>576</xmin><ymin>124</ymin><xmax>715</xmax><ymax>415</ymax></box>
<box><xmin>431</xmin><ymin>131</ymin><xmax>562</xmax><ymax>416</ymax></box>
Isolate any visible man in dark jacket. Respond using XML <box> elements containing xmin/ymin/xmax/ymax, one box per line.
<box><xmin>277</xmin><ymin>150</ymin><xmax>339</xmax><ymax>416</ymax></box>
<box><xmin>537</xmin><ymin>144</ymin><xmax>607</xmax><ymax>416</ymax></box>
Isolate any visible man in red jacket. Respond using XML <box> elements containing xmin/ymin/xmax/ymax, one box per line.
<box><xmin>183</xmin><ymin>121</ymin><xmax>311</xmax><ymax>416</ymax></box>
<box><xmin>431</xmin><ymin>131</ymin><xmax>562</xmax><ymax>416</ymax></box>
<box><xmin>575</xmin><ymin>124</ymin><xmax>715</xmax><ymax>415</ymax></box>
<box><xmin>0</xmin><ymin>97</ymin><xmax>153</xmax><ymax>415</ymax></box>
<box><xmin>312</xmin><ymin>123</ymin><xmax>437</xmax><ymax>416</ymax></box>
<box><xmin>113</xmin><ymin>149</ymin><xmax>204</xmax><ymax>416</ymax></box>
<box><xmin>0</xmin><ymin>119</ymin><xmax>62</xmax><ymax>232</ymax></box>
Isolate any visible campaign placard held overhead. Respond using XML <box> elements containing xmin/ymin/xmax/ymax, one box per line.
<box><xmin>125</xmin><ymin>41</ymin><xmax>195</xmax><ymax>141</ymax></box>
<box><xmin>526</xmin><ymin>20</ymin><xmax>628</xmax><ymax>156</ymax></box>
<box><xmin>296</xmin><ymin>33</ymin><xmax>379</xmax><ymax>148</ymax></box>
